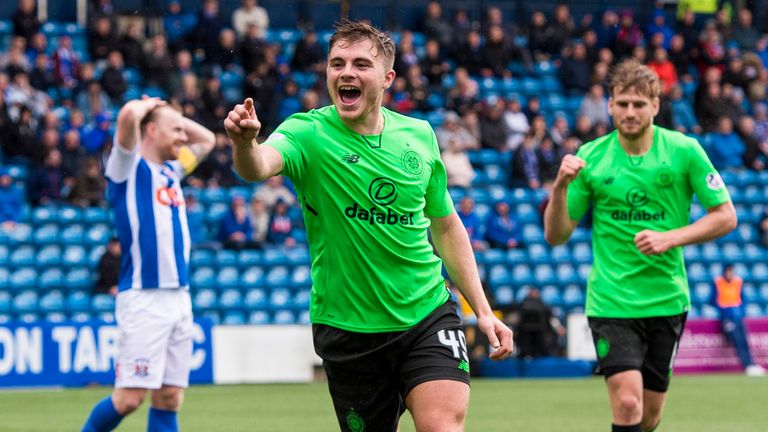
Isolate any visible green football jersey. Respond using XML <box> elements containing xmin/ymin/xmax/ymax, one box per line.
<box><xmin>265</xmin><ymin>106</ymin><xmax>453</xmax><ymax>332</ymax></box>
<box><xmin>567</xmin><ymin>126</ymin><xmax>731</xmax><ymax>318</ymax></box>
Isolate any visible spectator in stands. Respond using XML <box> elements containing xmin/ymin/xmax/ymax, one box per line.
<box><xmin>200</xmin><ymin>75</ymin><xmax>227</xmax><ymax>131</ymax></box>
<box><xmin>420</xmin><ymin>40</ymin><xmax>450</xmax><ymax>88</ymax></box>
<box><xmin>706</xmin><ymin>115</ymin><xmax>746</xmax><ymax>169</ymax></box>
<box><xmin>232</xmin><ymin>0</ymin><xmax>269</xmax><ymax>39</ymax></box>
<box><xmin>6</xmin><ymin>71</ymin><xmax>49</xmax><ymax>119</ymax></box>
<box><xmin>515</xmin><ymin>287</ymin><xmax>564</xmax><ymax>358</ymax></box>
<box><xmin>203</xmin><ymin>28</ymin><xmax>240</xmax><ymax>73</ymax></box>
<box><xmin>52</xmin><ymin>35</ymin><xmax>80</xmax><ymax>92</ymax></box>
<box><xmin>299</xmin><ymin>89</ymin><xmax>320</xmax><ymax>112</ymax></box>
<box><xmin>290</xmin><ymin>30</ymin><xmax>324</xmax><ymax>74</ymax></box>
<box><xmin>537</xmin><ymin>136</ymin><xmax>561</xmax><ymax>186</ymax></box>
<box><xmin>89</xmin><ymin>16</ymin><xmax>119</xmax><ymax>63</ymax></box>
<box><xmin>645</xmin><ymin>8</ymin><xmax>674</xmax><ymax>50</ymax></box>
<box><xmin>76</xmin><ymin>80</ymin><xmax>113</xmax><ymax>122</ymax></box>
<box><xmin>254</xmin><ymin>175</ymin><xmax>295</xmax><ymax>211</ymax></box>
<box><xmin>549</xmin><ymin>115</ymin><xmax>571</xmax><ymax>147</ymax></box>
<box><xmin>169</xmin><ymin>50</ymin><xmax>196</xmax><ymax>97</ymax></box>
<box><xmin>275</xmin><ymin>80</ymin><xmax>301</xmax><ymax>123</ymax></box>
<box><xmin>578</xmin><ymin>83</ymin><xmax>609</xmax><ymax>128</ymax></box>
<box><xmin>0</xmin><ymin>168</ymin><xmax>21</xmax><ymax>231</ymax></box>
<box><xmin>612</xmin><ymin>10</ymin><xmax>643</xmax><ymax>60</ymax></box>
<box><xmin>668</xmin><ymin>34</ymin><xmax>691</xmax><ymax>79</ymax></box>
<box><xmin>218</xmin><ymin>195</ymin><xmax>260</xmax><ymax>250</ymax></box>
<box><xmin>479</xmin><ymin>97</ymin><xmax>510</xmax><ymax>152</ymax></box>
<box><xmin>100</xmin><ymin>51</ymin><xmax>127</xmax><ymax>103</ymax></box>
<box><xmin>753</xmin><ymin>103</ymin><xmax>768</xmax><ymax>144</ymax></box>
<box><xmin>26</xmin><ymin>31</ymin><xmax>47</xmax><ymax>61</ymax></box>
<box><xmin>648</xmin><ymin>48</ymin><xmax>678</xmax><ymax>96</ymax></box>
<box><xmin>732</xmin><ymin>9</ymin><xmax>760</xmax><ymax>52</ymax></box>
<box><xmin>94</xmin><ymin>237</ymin><xmax>121</xmax><ymax>296</ymax></box>
<box><xmin>249</xmin><ymin>195</ymin><xmax>270</xmax><ymax>245</ymax></box>
<box><xmin>457</xmin><ymin>196</ymin><xmax>487</xmax><ymax>252</ymax></box>
<box><xmin>404</xmin><ymin>64</ymin><xmax>430</xmax><ymax>112</ymax></box>
<box><xmin>451</xmin><ymin>9</ymin><xmax>472</xmax><ymax>45</ymax></box>
<box><xmin>61</xmin><ymin>129</ymin><xmax>85</xmax><ymax>177</ymax></box>
<box><xmin>594</xmin><ymin>10</ymin><xmax>618</xmax><ymax>49</ymax></box>
<box><xmin>523</xmin><ymin>96</ymin><xmax>542</xmax><ymax>122</ymax></box>
<box><xmin>442</xmin><ymin>138</ymin><xmax>475</xmax><ymax>189</ymax></box>
<box><xmin>193</xmin><ymin>0</ymin><xmax>226</xmax><ymax>61</ymax></box>
<box><xmin>436</xmin><ymin>110</ymin><xmax>478</xmax><ymax>152</ymax></box>
<box><xmin>266</xmin><ymin>198</ymin><xmax>296</xmax><ymax>247</ymax></box>
<box><xmin>450</xmin><ymin>30</ymin><xmax>484</xmax><ymax>77</ymax></box>
<box><xmin>0</xmin><ymin>93</ymin><xmax>14</xmax><ymax>156</ymax></box>
<box><xmin>118</xmin><ymin>22</ymin><xmax>144</xmax><ymax>70</ymax></box>
<box><xmin>422</xmin><ymin>1</ymin><xmax>452</xmax><ymax>49</ymax></box>
<box><xmin>558</xmin><ymin>42</ymin><xmax>591</xmax><ymax>95</ymax></box>
<box><xmin>696</xmin><ymin>81</ymin><xmax>726</xmax><ymax>132</ymax></box>
<box><xmin>8</xmin><ymin>105</ymin><xmax>37</xmax><ymax>160</ymax></box>
<box><xmin>737</xmin><ymin>115</ymin><xmax>767</xmax><ymax>170</ymax></box>
<box><xmin>163</xmin><ymin>0</ymin><xmax>197</xmax><ymax>52</ymax></box>
<box><xmin>30</xmin><ymin>148</ymin><xmax>65</xmax><ymax>205</ymax></box>
<box><xmin>184</xmin><ymin>192</ymin><xmax>209</xmax><ymax>246</ymax></box>
<box><xmin>0</xmin><ymin>37</ymin><xmax>32</xmax><ymax>77</ymax></box>
<box><xmin>29</xmin><ymin>53</ymin><xmax>55</xmax><ymax>91</ymax></box>
<box><xmin>142</xmin><ymin>34</ymin><xmax>174</xmax><ymax>92</ymax></box>
<box><xmin>527</xmin><ymin>10</ymin><xmax>554</xmax><ymax>60</ymax></box>
<box><xmin>504</xmin><ymin>98</ymin><xmax>531</xmax><ymax>150</ymax></box>
<box><xmin>528</xmin><ymin>115</ymin><xmax>551</xmax><ymax>148</ymax></box>
<box><xmin>68</xmin><ymin>156</ymin><xmax>105</xmax><ymax>207</ymax></box>
<box><xmin>669</xmin><ymin>85</ymin><xmax>702</xmax><ymax>134</ymax></box>
<box><xmin>510</xmin><ymin>132</ymin><xmax>542</xmax><ymax>189</ymax></box>
<box><xmin>481</xmin><ymin>25</ymin><xmax>514</xmax><ymax>78</ymax></box>
<box><xmin>242</xmin><ymin>46</ymin><xmax>278</xmax><ymax>125</ymax></box>
<box><xmin>12</xmin><ymin>0</ymin><xmax>40</xmax><ymax>44</ymax></box>
<box><xmin>446</xmin><ymin>67</ymin><xmax>479</xmax><ymax>116</ymax></box>
<box><xmin>82</xmin><ymin>113</ymin><xmax>114</xmax><ymax>154</ymax></box>
<box><xmin>194</xmin><ymin>132</ymin><xmax>237</xmax><ymax>187</ymax></box>
<box><xmin>711</xmin><ymin>264</ymin><xmax>767</xmax><ymax>376</ymax></box>
<box><xmin>697</xmin><ymin>22</ymin><xmax>726</xmax><ymax>76</ymax></box>
<box><xmin>484</xmin><ymin>200</ymin><xmax>522</xmax><ymax>250</ymax></box>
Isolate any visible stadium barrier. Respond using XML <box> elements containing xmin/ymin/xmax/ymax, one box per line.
<box><xmin>568</xmin><ymin>314</ymin><xmax>768</xmax><ymax>374</ymax></box>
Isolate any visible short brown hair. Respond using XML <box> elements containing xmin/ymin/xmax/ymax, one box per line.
<box><xmin>328</xmin><ymin>19</ymin><xmax>395</xmax><ymax>70</ymax></box>
<box><xmin>608</xmin><ymin>58</ymin><xmax>661</xmax><ymax>100</ymax></box>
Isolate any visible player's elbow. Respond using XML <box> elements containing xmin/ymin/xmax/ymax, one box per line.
<box><xmin>722</xmin><ymin>207</ymin><xmax>738</xmax><ymax>233</ymax></box>
<box><xmin>544</xmin><ymin>228</ymin><xmax>568</xmax><ymax>246</ymax></box>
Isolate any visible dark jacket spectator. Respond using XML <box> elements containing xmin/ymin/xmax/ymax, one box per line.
<box><xmin>290</xmin><ymin>31</ymin><xmax>324</xmax><ymax>73</ymax></box>
<box><xmin>94</xmin><ymin>237</ymin><xmax>121</xmax><ymax>296</ymax></box>
<box><xmin>0</xmin><ymin>169</ymin><xmax>22</xmax><ymax>229</ymax></box>
<box><xmin>68</xmin><ymin>157</ymin><xmax>105</xmax><ymax>207</ymax></box>
<box><xmin>12</xmin><ymin>0</ymin><xmax>40</xmax><ymax>43</ymax></box>
<box><xmin>100</xmin><ymin>51</ymin><xmax>127</xmax><ymax>102</ymax></box>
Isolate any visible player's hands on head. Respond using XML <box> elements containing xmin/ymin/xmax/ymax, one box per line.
<box><xmin>554</xmin><ymin>155</ymin><xmax>586</xmax><ymax>188</ymax></box>
<box><xmin>140</xmin><ymin>95</ymin><xmax>166</xmax><ymax>109</ymax></box>
<box><xmin>477</xmin><ymin>315</ymin><xmax>514</xmax><ymax>361</ymax></box>
<box><xmin>224</xmin><ymin>98</ymin><xmax>261</xmax><ymax>147</ymax></box>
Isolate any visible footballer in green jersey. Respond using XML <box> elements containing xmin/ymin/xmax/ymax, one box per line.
<box><xmin>545</xmin><ymin>59</ymin><xmax>736</xmax><ymax>432</ymax></box>
<box><xmin>224</xmin><ymin>20</ymin><xmax>513</xmax><ymax>432</ymax></box>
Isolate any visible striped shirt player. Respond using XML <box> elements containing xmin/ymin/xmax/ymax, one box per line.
<box><xmin>82</xmin><ymin>99</ymin><xmax>214</xmax><ymax>432</ymax></box>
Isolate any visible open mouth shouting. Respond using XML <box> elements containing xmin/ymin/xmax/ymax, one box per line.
<box><xmin>338</xmin><ymin>85</ymin><xmax>362</xmax><ymax>107</ymax></box>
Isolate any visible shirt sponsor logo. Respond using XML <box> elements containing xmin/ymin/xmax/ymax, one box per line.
<box><xmin>344</xmin><ymin>177</ymin><xmax>414</xmax><ymax>226</ymax></box>
<box><xmin>610</xmin><ymin>186</ymin><xmax>666</xmax><ymax>222</ymax></box>
<box><xmin>401</xmin><ymin>149</ymin><xmax>424</xmax><ymax>176</ymax></box>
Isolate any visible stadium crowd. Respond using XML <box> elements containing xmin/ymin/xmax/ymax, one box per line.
<box><xmin>2</xmin><ymin>1</ymin><xmax>768</xmax><ymax>329</ymax></box>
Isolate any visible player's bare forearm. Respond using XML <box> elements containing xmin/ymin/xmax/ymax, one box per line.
<box><xmin>544</xmin><ymin>184</ymin><xmax>577</xmax><ymax>245</ymax></box>
<box><xmin>181</xmin><ymin>116</ymin><xmax>215</xmax><ymax>160</ymax></box>
<box><xmin>670</xmin><ymin>201</ymin><xmax>736</xmax><ymax>247</ymax></box>
<box><xmin>428</xmin><ymin>212</ymin><xmax>493</xmax><ymax>318</ymax></box>
<box><xmin>233</xmin><ymin>143</ymin><xmax>283</xmax><ymax>182</ymax></box>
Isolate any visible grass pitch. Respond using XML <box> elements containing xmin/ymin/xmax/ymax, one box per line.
<box><xmin>0</xmin><ymin>375</ymin><xmax>765</xmax><ymax>431</ymax></box>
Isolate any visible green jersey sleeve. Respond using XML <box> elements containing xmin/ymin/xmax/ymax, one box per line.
<box><xmin>263</xmin><ymin>113</ymin><xmax>312</xmax><ymax>186</ymax></box>
<box><xmin>424</xmin><ymin>128</ymin><xmax>454</xmax><ymax>217</ymax></box>
<box><xmin>566</xmin><ymin>148</ymin><xmax>592</xmax><ymax>222</ymax></box>
<box><xmin>687</xmin><ymin>138</ymin><xmax>731</xmax><ymax>209</ymax></box>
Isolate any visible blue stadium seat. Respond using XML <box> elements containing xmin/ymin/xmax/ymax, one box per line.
<box><xmin>216</xmin><ymin>266</ymin><xmax>240</xmax><ymax>289</ymax></box>
<box><xmin>684</xmin><ymin>245</ymin><xmax>700</xmax><ymax>262</ymax></box>
<box><xmin>91</xmin><ymin>294</ymin><xmax>115</xmax><ymax>313</ymax></box>
<box><xmin>505</xmin><ymin>249</ymin><xmax>527</xmax><ymax>265</ymax></box>
<box><xmin>45</xmin><ymin>312</ymin><xmax>67</xmax><ymax>323</ymax></box>
<box><xmin>0</xmin><ymin>244</ymin><xmax>7</xmax><ymax>266</ymax></box>
<box><xmin>700</xmin><ymin>304</ymin><xmax>719</xmax><ymax>319</ymax></box>
<box><xmin>17</xmin><ymin>312</ymin><xmax>41</xmax><ymax>323</ymax></box>
<box><xmin>481</xmin><ymin>249</ymin><xmax>505</xmax><ymax>266</ymax></box>
<box><xmin>248</xmin><ymin>310</ymin><xmax>271</xmax><ymax>325</ymax></box>
<box><xmin>85</xmin><ymin>224</ymin><xmax>111</xmax><ymax>245</ymax></box>
<box><xmin>273</xmin><ymin>309</ymin><xmax>296</xmax><ymax>324</ymax></box>
<box><xmin>550</xmin><ymin>245</ymin><xmax>571</xmax><ymax>264</ymax></box>
<box><xmin>193</xmin><ymin>289</ymin><xmax>218</xmax><ymax>311</ymax></box>
<box><xmin>512</xmin><ymin>264</ymin><xmax>533</xmax><ymax>285</ymax></box>
<box><xmin>222</xmin><ymin>311</ymin><xmax>246</xmax><ymax>325</ymax></box>
<box><xmin>0</xmin><ymin>291</ymin><xmax>10</xmax><ymax>314</ymax></box>
<box><xmin>534</xmin><ymin>264</ymin><xmax>556</xmax><ymax>285</ymax></box>
<box><xmin>692</xmin><ymin>282</ymin><xmax>713</xmax><ymax>305</ymax></box>
<box><xmin>293</xmin><ymin>289</ymin><xmax>311</xmax><ymax>310</ymax></box>
<box><xmin>38</xmin><ymin>289</ymin><xmax>64</xmax><ymax>313</ymax></box>
<box><xmin>98</xmin><ymin>311</ymin><xmax>116</xmax><ymax>322</ymax></box>
<box><xmin>89</xmin><ymin>246</ymin><xmax>105</xmax><ymax>268</ymax></box>
<box><xmin>286</xmin><ymin>247</ymin><xmax>311</xmax><ymax>266</ymax></box>
<box><xmin>241</xmin><ymin>267</ymin><xmax>264</xmax><ymax>288</ymax></box>
<box><xmin>743</xmin><ymin>244</ymin><xmax>766</xmax><ymax>263</ymax></box>
<box><xmin>751</xmin><ymin>263</ymin><xmax>768</xmax><ymax>284</ymax></box>
<box><xmin>199</xmin><ymin>310</ymin><xmax>221</xmax><ymax>324</ymax></box>
<box><xmin>34</xmin><ymin>224</ymin><xmax>60</xmax><ymax>245</ymax></box>
<box><xmin>527</xmin><ymin>243</ymin><xmax>549</xmax><ymax>263</ymax></box>
<box><xmin>10</xmin><ymin>268</ymin><xmax>37</xmax><ymax>292</ymax></box>
<box><xmin>66</xmin><ymin>291</ymin><xmax>90</xmax><ymax>313</ymax></box>
<box><xmin>190</xmin><ymin>249</ymin><xmax>215</xmax><ymax>268</ymax></box>
<box><xmin>263</xmin><ymin>249</ymin><xmax>290</xmax><ymax>267</ymax></box>
<box><xmin>64</xmin><ymin>268</ymin><xmax>93</xmax><ymax>291</ymax></box>
<box><xmin>562</xmin><ymin>285</ymin><xmax>585</xmax><ymax>308</ymax></box>
<box><xmin>32</xmin><ymin>207</ymin><xmax>57</xmax><ymax>225</ymax></box>
<box><xmin>60</xmin><ymin>224</ymin><xmax>85</xmax><ymax>245</ymax></box>
<box><xmin>70</xmin><ymin>311</ymin><xmax>93</xmax><ymax>322</ymax></box>
<box><xmin>39</xmin><ymin>268</ymin><xmax>64</xmax><ymax>291</ymax></box>
<box><xmin>0</xmin><ymin>268</ymin><xmax>7</xmax><ymax>291</ymax></box>
<box><xmin>122</xmin><ymin>68</ymin><xmax>143</xmax><ymax>86</ymax></box>
<box><xmin>10</xmin><ymin>246</ymin><xmax>36</xmax><ymax>267</ymax></box>
<box><xmin>494</xmin><ymin>286</ymin><xmax>514</xmax><ymax>305</ymax></box>
<box><xmin>265</xmin><ymin>266</ymin><xmax>290</xmax><ymax>287</ymax></box>
<box><xmin>759</xmin><ymin>283</ymin><xmax>768</xmax><ymax>304</ymax></box>
<box><xmin>270</xmin><ymin>288</ymin><xmax>293</xmax><ymax>309</ymax></box>
<box><xmin>541</xmin><ymin>285</ymin><xmax>562</xmax><ymax>306</ymax></box>
<box><xmin>191</xmin><ymin>267</ymin><xmax>215</xmax><ymax>290</ymax></box>
<box><xmin>244</xmin><ymin>288</ymin><xmax>267</xmax><ymax>310</ymax></box>
<box><xmin>488</xmin><ymin>265</ymin><xmax>511</xmax><ymax>287</ymax></box>
<box><xmin>745</xmin><ymin>303</ymin><xmax>764</xmax><ymax>317</ymax></box>
<box><xmin>516</xmin><ymin>203</ymin><xmax>538</xmax><ymax>224</ymax></box>
<box><xmin>58</xmin><ymin>206</ymin><xmax>83</xmax><ymax>225</ymax></box>
<box><xmin>83</xmin><ymin>207</ymin><xmax>109</xmax><ymax>224</ymax></box>
<box><xmin>297</xmin><ymin>310</ymin><xmax>311</xmax><ymax>325</ymax></box>
<box><xmin>556</xmin><ymin>263</ymin><xmax>578</xmax><ymax>285</ymax></box>
<box><xmin>291</xmin><ymin>265</ymin><xmax>312</xmax><ymax>288</ymax></box>
<box><xmin>219</xmin><ymin>288</ymin><xmax>243</xmax><ymax>310</ymax></box>
<box><xmin>237</xmin><ymin>249</ymin><xmax>261</xmax><ymax>268</ymax></box>
<box><xmin>214</xmin><ymin>249</ymin><xmax>238</xmax><ymax>267</ymax></box>
<box><xmin>36</xmin><ymin>245</ymin><xmax>62</xmax><ymax>267</ymax></box>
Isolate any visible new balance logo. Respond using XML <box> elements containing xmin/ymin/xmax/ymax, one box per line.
<box><xmin>342</xmin><ymin>154</ymin><xmax>360</xmax><ymax>163</ymax></box>
<box><xmin>604</xmin><ymin>177</ymin><xmax>615</xmax><ymax>185</ymax></box>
